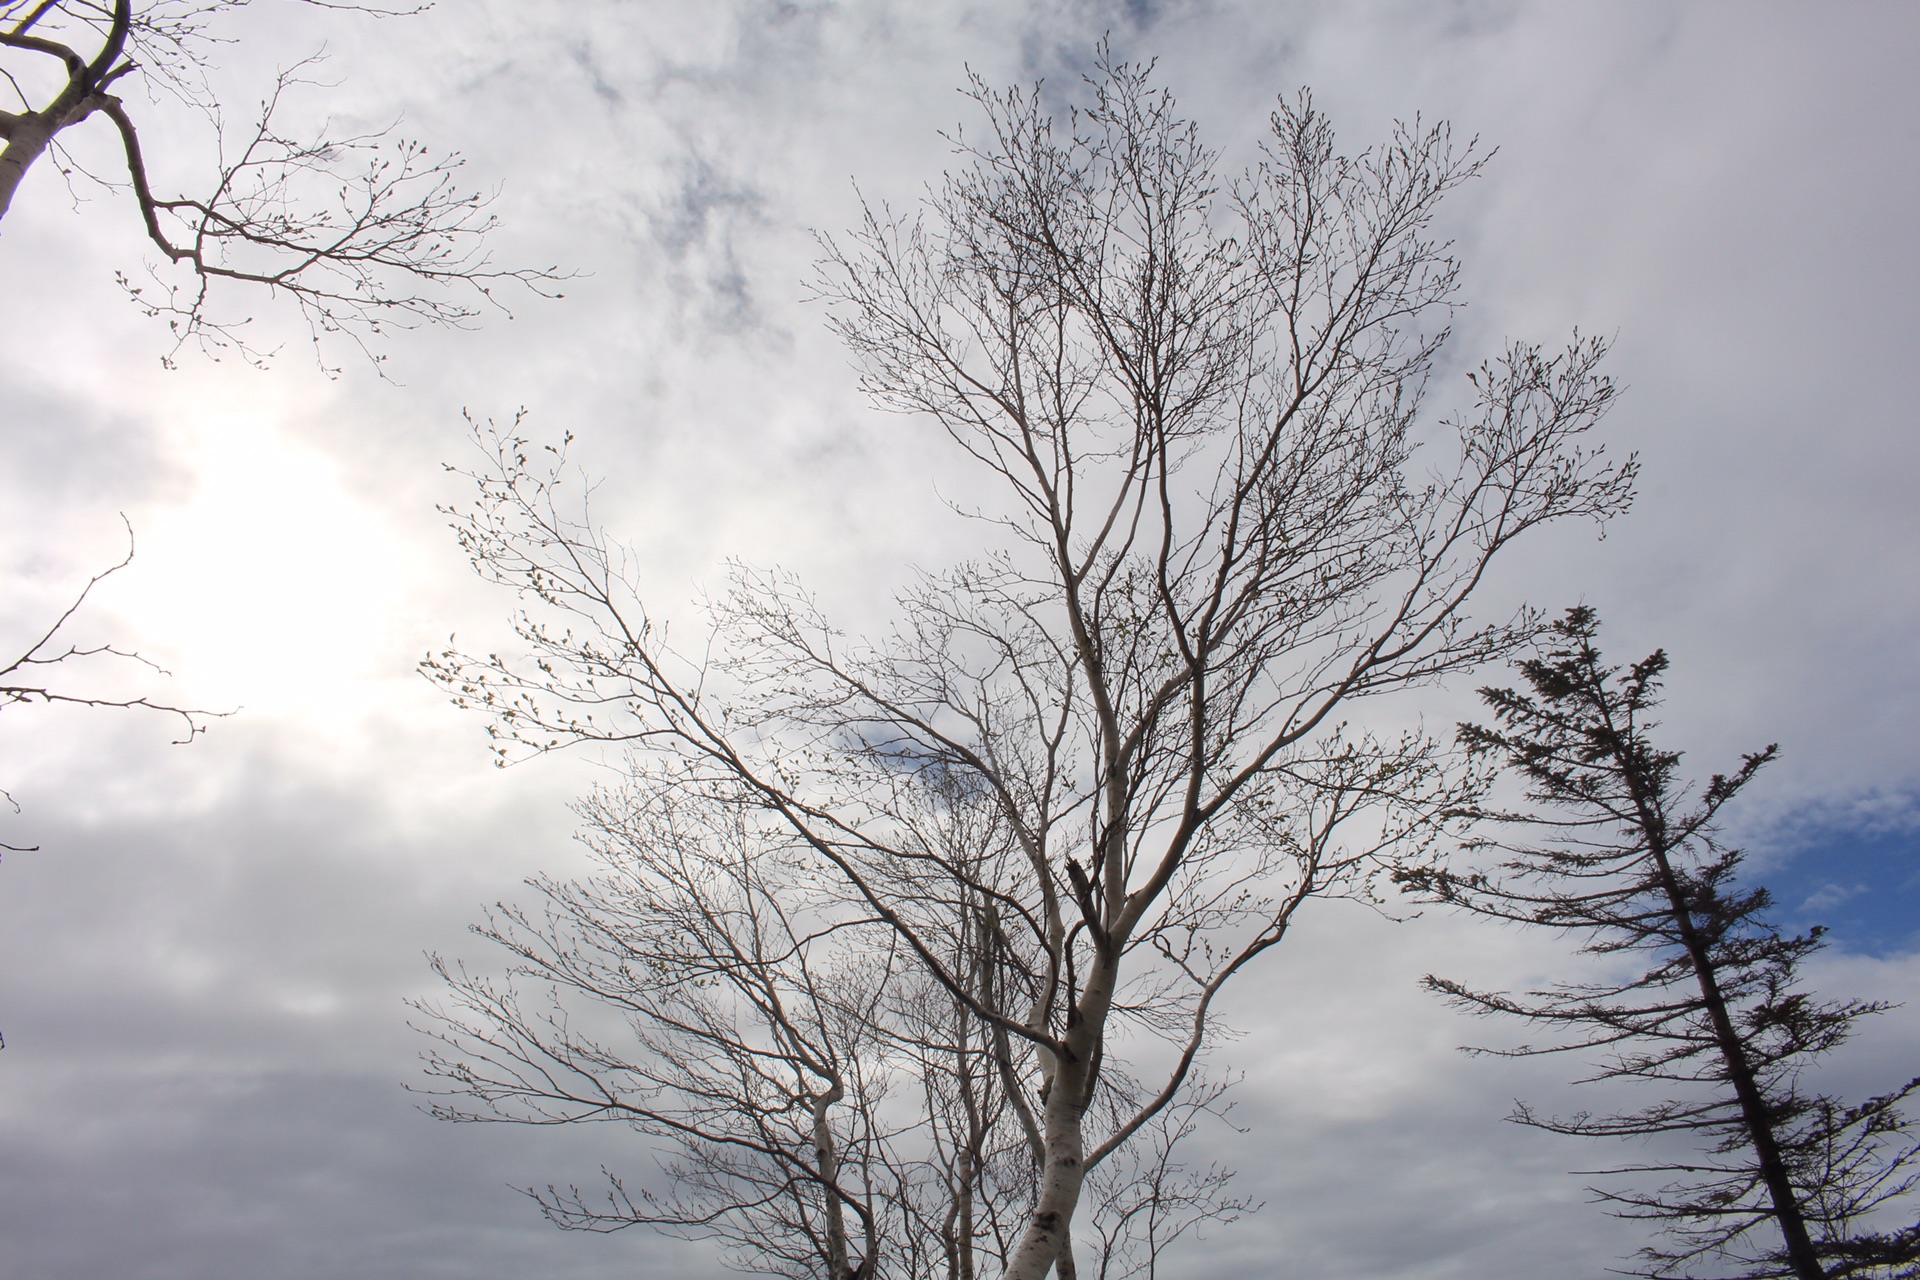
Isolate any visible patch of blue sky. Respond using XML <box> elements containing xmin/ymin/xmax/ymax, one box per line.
<box><xmin>1749</xmin><ymin>794</ymin><xmax>1920</xmax><ymax>958</ymax></box>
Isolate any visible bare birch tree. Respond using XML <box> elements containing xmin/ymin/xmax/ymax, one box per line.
<box><xmin>414</xmin><ymin>738</ymin><xmax>1241</xmax><ymax>1279</ymax></box>
<box><xmin>416</xmin><ymin>794</ymin><xmax>899</xmax><ymax>1280</ymax></box>
<box><xmin>0</xmin><ymin>0</ymin><xmax>564</xmax><ymax>371</ymax></box>
<box><xmin>422</xmin><ymin>54</ymin><xmax>1635</xmax><ymax>1279</ymax></box>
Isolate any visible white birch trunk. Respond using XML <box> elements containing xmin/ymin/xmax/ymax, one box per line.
<box><xmin>812</xmin><ymin>1080</ymin><xmax>852</xmax><ymax>1280</ymax></box>
<box><xmin>999</xmin><ymin>959</ymin><xmax>1115</xmax><ymax>1280</ymax></box>
<box><xmin>0</xmin><ymin>111</ymin><xmax>60</xmax><ymax>221</ymax></box>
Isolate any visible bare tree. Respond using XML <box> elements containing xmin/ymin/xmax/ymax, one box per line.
<box><xmin>423</xmin><ymin>53</ymin><xmax>1634</xmax><ymax>1279</ymax></box>
<box><xmin>1401</xmin><ymin>607</ymin><xmax>1920</xmax><ymax>1280</ymax></box>
<box><xmin>0</xmin><ymin>0</ymin><xmax>565</xmax><ymax>372</ymax></box>
<box><xmin>415</xmin><ymin>792</ymin><xmax>898</xmax><ymax>1280</ymax></box>
<box><xmin>414</xmin><ymin>714</ymin><xmax>1241</xmax><ymax>1280</ymax></box>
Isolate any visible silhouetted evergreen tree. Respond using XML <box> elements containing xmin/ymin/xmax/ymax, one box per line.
<box><xmin>1401</xmin><ymin>607</ymin><xmax>1920</xmax><ymax>1280</ymax></box>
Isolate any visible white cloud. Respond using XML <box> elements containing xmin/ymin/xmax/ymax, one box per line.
<box><xmin>3</xmin><ymin>2</ymin><xmax>1919</xmax><ymax>1276</ymax></box>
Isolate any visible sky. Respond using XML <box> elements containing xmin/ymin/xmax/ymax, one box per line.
<box><xmin>2</xmin><ymin>2</ymin><xmax>1918</xmax><ymax>1277</ymax></box>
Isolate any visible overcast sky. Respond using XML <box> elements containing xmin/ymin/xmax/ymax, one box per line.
<box><xmin>3</xmin><ymin>3</ymin><xmax>1918</xmax><ymax>1278</ymax></box>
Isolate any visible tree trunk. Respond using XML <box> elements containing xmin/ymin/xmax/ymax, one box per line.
<box><xmin>1053</xmin><ymin>1227</ymin><xmax>1077</xmax><ymax>1280</ymax></box>
<box><xmin>812</xmin><ymin>1082</ymin><xmax>853</xmax><ymax>1280</ymax></box>
<box><xmin>1002</xmin><ymin>1079</ymin><xmax>1089</xmax><ymax>1280</ymax></box>
<box><xmin>0</xmin><ymin>111</ymin><xmax>59</xmax><ymax>222</ymax></box>
<box><xmin>1624</xmin><ymin>763</ymin><xmax>1826</xmax><ymax>1280</ymax></box>
<box><xmin>942</xmin><ymin>1142</ymin><xmax>977</xmax><ymax>1280</ymax></box>
<box><xmin>1001</xmin><ymin>959</ymin><xmax>1115</xmax><ymax>1280</ymax></box>
<box><xmin>1651</xmin><ymin>847</ymin><xmax>1826</xmax><ymax>1280</ymax></box>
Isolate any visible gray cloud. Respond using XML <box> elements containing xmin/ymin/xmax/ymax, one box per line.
<box><xmin>2</xmin><ymin>3</ymin><xmax>1918</xmax><ymax>1277</ymax></box>
<box><xmin>646</xmin><ymin>149</ymin><xmax>774</xmax><ymax>338</ymax></box>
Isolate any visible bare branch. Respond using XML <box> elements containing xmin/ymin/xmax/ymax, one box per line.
<box><xmin>2</xmin><ymin>516</ymin><xmax>227</xmax><ymax>851</ymax></box>
<box><xmin>0</xmin><ymin>0</ymin><xmax>566</xmax><ymax>374</ymax></box>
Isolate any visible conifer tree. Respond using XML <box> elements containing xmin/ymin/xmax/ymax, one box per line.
<box><xmin>1403</xmin><ymin>607</ymin><xmax>1920</xmax><ymax>1280</ymax></box>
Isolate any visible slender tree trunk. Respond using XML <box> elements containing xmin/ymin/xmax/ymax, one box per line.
<box><xmin>959</xmin><ymin>1152</ymin><xmax>977</xmax><ymax>1280</ymax></box>
<box><xmin>1600</xmin><ymin>679</ymin><xmax>1824</xmax><ymax>1278</ymax></box>
<box><xmin>1003</xmin><ymin>1077</ymin><xmax>1089</xmax><ymax>1280</ymax></box>
<box><xmin>956</xmin><ymin>1052</ymin><xmax>979</xmax><ymax>1280</ymax></box>
<box><xmin>1053</xmin><ymin>1227</ymin><xmax>1078</xmax><ymax>1280</ymax></box>
<box><xmin>812</xmin><ymin>1081</ymin><xmax>853</xmax><ymax>1280</ymax></box>
<box><xmin>1620</xmin><ymin>751</ymin><xmax>1826</xmax><ymax>1280</ymax></box>
<box><xmin>1001</xmin><ymin>959</ymin><xmax>1115</xmax><ymax>1280</ymax></box>
<box><xmin>943</xmin><ymin>1051</ymin><xmax>980</xmax><ymax>1280</ymax></box>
